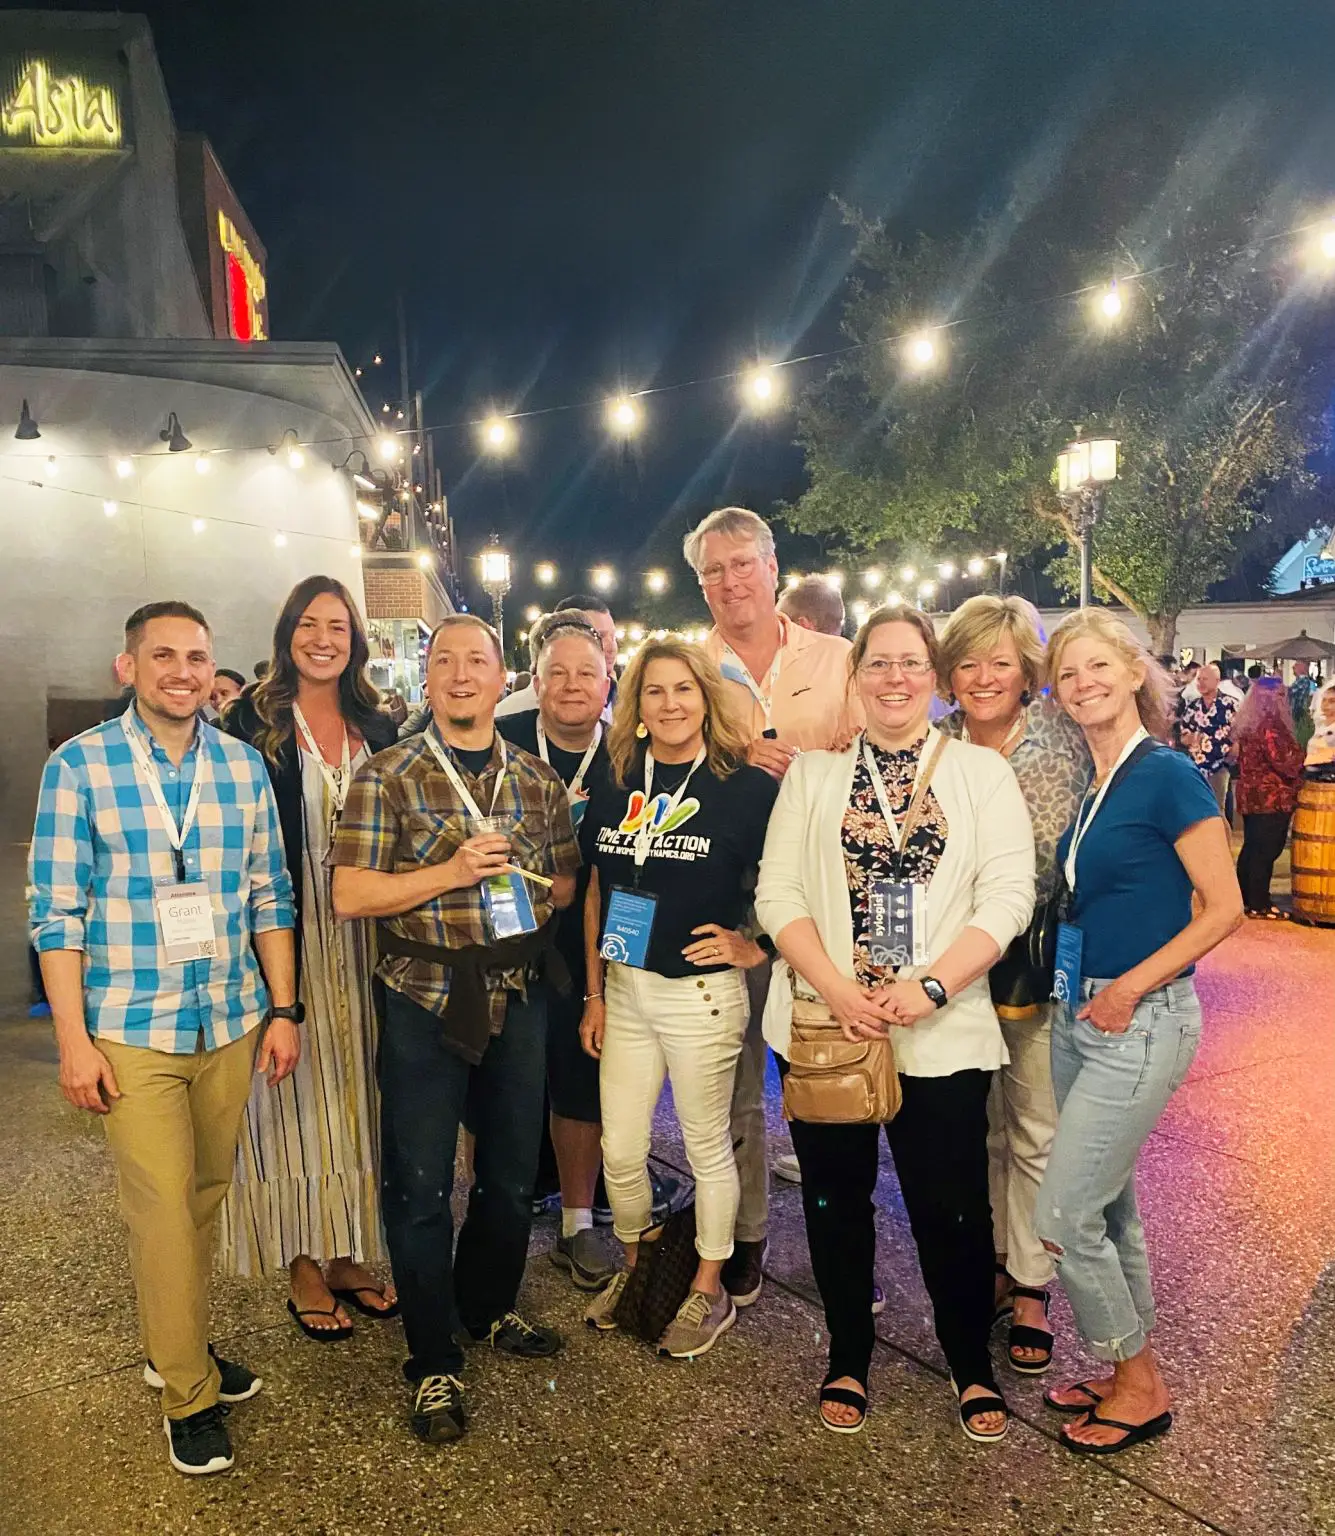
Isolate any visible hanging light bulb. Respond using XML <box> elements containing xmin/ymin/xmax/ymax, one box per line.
<box><xmin>605</xmin><ymin>396</ymin><xmax>642</xmax><ymax>436</ymax></box>
<box><xmin>590</xmin><ymin>564</ymin><xmax>616</xmax><ymax>592</ymax></box>
<box><xmin>900</xmin><ymin>564</ymin><xmax>917</xmax><ymax>582</ymax></box>
<box><xmin>938</xmin><ymin>561</ymin><xmax>956</xmax><ymax>580</ymax></box>
<box><xmin>644</xmin><ymin>568</ymin><xmax>669</xmax><ymax>595</ymax></box>
<box><xmin>967</xmin><ymin>556</ymin><xmax>986</xmax><ymax>577</ymax></box>
<box><xmin>377</xmin><ymin>434</ymin><xmax>400</xmax><ymax>462</ymax></box>
<box><xmin>349</xmin><ymin>543</ymin><xmax>362</xmax><ymax>560</ymax></box>
<box><xmin>195</xmin><ymin>453</ymin><xmax>212</xmax><ymax>475</ymax></box>
<box><xmin>904</xmin><ymin>331</ymin><xmax>939</xmax><ymax>371</ymax></box>
<box><xmin>534</xmin><ymin>561</ymin><xmax>557</xmax><ymax>586</ymax></box>
<box><xmin>114</xmin><ymin>456</ymin><xmax>134</xmax><ymax>479</ymax></box>
<box><xmin>417</xmin><ymin>551</ymin><xmax>433</xmax><ymax>570</ymax></box>
<box><xmin>823</xmin><ymin>570</ymin><xmax>844</xmax><ymax>590</ymax></box>
<box><xmin>479</xmin><ymin>416</ymin><xmax>516</xmax><ymax>454</ymax></box>
<box><xmin>742</xmin><ymin>364</ymin><xmax>782</xmax><ymax>410</ymax></box>
<box><xmin>102</xmin><ymin>499</ymin><xmax>117</xmax><ymax>517</ymax></box>
<box><xmin>44</xmin><ymin>454</ymin><xmax>58</xmax><ymax>477</ymax></box>
<box><xmin>273</xmin><ymin>532</ymin><xmax>287</xmax><ymax>548</ymax></box>
<box><xmin>861</xmin><ymin>568</ymin><xmax>883</xmax><ymax>590</ymax></box>
<box><xmin>1099</xmin><ymin>280</ymin><xmax>1124</xmax><ymax>320</ymax></box>
<box><xmin>192</xmin><ymin>517</ymin><xmax>206</xmax><ymax>534</ymax></box>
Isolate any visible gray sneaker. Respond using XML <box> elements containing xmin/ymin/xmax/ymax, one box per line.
<box><xmin>656</xmin><ymin>1289</ymin><xmax>737</xmax><ymax>1359</ymax></box>
<box><xmin>583</xmin><ymin>1269</ymin><xmax>630</xmax><ymax>1331</ymax></box>
<box><xmin>550</xmin><ymin>1227</ymin><xmax>617</xmax><ymax>1291</ymax></box>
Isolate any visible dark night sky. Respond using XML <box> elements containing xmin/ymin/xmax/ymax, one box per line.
<box><xmin>20</xmin><ymin>0</ymin><xmax>1335</xmax><ymax>614</ymax></box>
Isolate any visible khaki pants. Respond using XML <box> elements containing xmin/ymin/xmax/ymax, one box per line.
<box><xmin>99</xmin><ymin>1030</ymin><xmax>258</xmax><ymax>1418</ymax></box>
<box><xmin>729</xmin><ymin>959</ymin><xmax>772</xmax><ymax>1245</ymax></box>
<box><xmin>986</xmin><ymin>1005</ymin><xmax>1058</xmax><ymax>1289</ymax></box>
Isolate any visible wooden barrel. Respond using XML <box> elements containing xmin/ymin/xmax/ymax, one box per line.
<box><xmin>1291</xmin><ymin>779</ymin><xmax>1335</xmax><ymax>925</ymax></box>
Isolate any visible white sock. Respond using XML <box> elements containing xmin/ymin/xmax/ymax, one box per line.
<box><xmin>562</xmin><ymin>1207</ymin><xmax>593</xmax><ymax>1239</ymax></box>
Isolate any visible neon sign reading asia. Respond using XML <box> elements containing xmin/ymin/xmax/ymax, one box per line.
<box><xmin>0</xmin><ymin>59</ymin><xmax>121</xmax><ymax>148</ymax></box>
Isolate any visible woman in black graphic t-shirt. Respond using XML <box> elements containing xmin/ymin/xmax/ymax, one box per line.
<box><xmin>577</xmin><ymin>639</ymin><xmax>777</xmax><ymax>1360</ymax></box>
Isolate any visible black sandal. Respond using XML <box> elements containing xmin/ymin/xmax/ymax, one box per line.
<box><xmin>991</xmin><ymin>1263</ymin><xmax>1014</xmax><ymax>1328</ymax></box>
<box><xmin>1006</xmin><ymin>1285</ymin><xmax>1054</xmax><ymax>1376</ymax></box>
<box><xmin>1059</xmin><ymin>1407</ymin><xmax>1173</xmax><ymax>1455</ymax></box>
<box><xmin>287</xmin><ymin>1298</ymin><xmax>354</xmax><ymax>1342</ymax></box>
<box><xmin>951</xmin><ymin>1377</ymin><xmax>1010</xmax><ymax>1443</ymax></box>
<box><xmin>330</xmin><ymin>1285</ymin><xmax>400</xmax><ymax>1320</ymax></box>
<box><xmin>818</xmin><ymin>1376</ymin><xmax>868</xmax><ymax>1436</ymax></box>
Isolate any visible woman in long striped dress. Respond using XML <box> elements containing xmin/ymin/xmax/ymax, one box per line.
<box><xmin>220</xmin><ymin>576</ymin><xmax>399</xmax><ymax>1337</ymax></box>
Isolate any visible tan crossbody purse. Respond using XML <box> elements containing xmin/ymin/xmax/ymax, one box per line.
<box><xmin>780</xmin><ymin>733</ymin><xmax>949</xmax><ymax>1126</ymax></box>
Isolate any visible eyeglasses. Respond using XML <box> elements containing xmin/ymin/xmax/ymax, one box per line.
<box><xmin>699</xmin><ymin>555</ymin><xmax>759</xmax><ymax>587</ymax></box>
<box><xmin>858</xmin><ymin>657</ymin><xmax>934</xmax><ymax>678</ymax></box>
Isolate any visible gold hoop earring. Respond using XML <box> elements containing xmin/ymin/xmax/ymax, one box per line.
<box><xmin>635</xmin><ymin>721</ymin><xmax>648</xmax><ymax>739</ymax></box>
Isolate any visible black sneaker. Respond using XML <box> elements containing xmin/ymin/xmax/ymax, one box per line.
<box><xmin>163</xmin><ymin>1404</ymin><xmax>234</xmax><ymax>1475</ymax></box>
<box><xmin>471</xmin><ymin>1310</ymin><xmax>564</xmax><ymax>1359</ymax></box>
<box><xmin>593</xmin><ymin>1167</ymin><xmax>685</xmax><ymax>1227</ymax></box>
<box><xmin>721</xmin><ymin>1238</ymin><xmax>767</xmax><ymax>1308</ymax></box>
<box><xmin>411</xmin><ymin>1374</ymin><xmax>467</xmax><ymax>1443</ymax></box>
<box><xmin>144</xmin><ymin>1344</ymin><xmax>262</xmax><ymax>1403</ymax></box>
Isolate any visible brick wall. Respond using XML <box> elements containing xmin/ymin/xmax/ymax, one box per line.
<box><xmin>363</xmin><ymin>568</ymin><xmax>426</xmax><ymax>620</ymax></box>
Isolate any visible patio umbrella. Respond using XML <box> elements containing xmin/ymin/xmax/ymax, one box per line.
<box><xmin>1240</xmin><ymin>630</ymin><xmax>1335</xmax><ymax>662</ymax></box>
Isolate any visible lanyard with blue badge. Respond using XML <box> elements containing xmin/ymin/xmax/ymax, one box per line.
<box><xmin>125</xmin><ymin>716</ymin><xmax>217</xmax><ymax>964</ymax></box>
<box><xmin>1054</xmin><ymin>726</ymin><xmax>1150</xmax><ymax>1003</ymax></box>
<box><xmin>424</xmin><ymin>731</ymin><xmax>540</xmax><ymax>942</ymax></box>
<box><xmin>599</xmin><ymin>746</ymin><xmax>705</xmax><ymax>968</ymax></box>
<box><xmin>536</xmin><ymin>718</ymin><xmax>601</xmax><ymax>833</ymax></box>
<box><xmin>862</xmin><ymin>731</ymin><xmax>948</xmax><ymax>970</ymax></box>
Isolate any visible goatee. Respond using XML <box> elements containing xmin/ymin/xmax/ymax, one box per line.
<box><xmin>445</xmin><ymin>713</ymin><xmax>477</xmax><ymax>730</ymax></box>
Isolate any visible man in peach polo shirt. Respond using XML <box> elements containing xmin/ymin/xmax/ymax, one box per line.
<box><xmin>684</xmin><ymin>505</ymin><xmax>863</xmax><ymax>1303</ymax></box>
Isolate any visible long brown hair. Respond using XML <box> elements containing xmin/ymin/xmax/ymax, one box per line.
<box><xmin>1233</xmin><ymin>674</ymin><xmax>1297</xmax><ymax>744</ymax></box>
<box><xmin>1044</xmin><ymin>609</ymin><xmax>1174</xmax><ymax>741</ymax></box>
<box><xmin>251</xmin><ymin>576</ymin><xmax>383</xmax><ymax>763</ymax></box>
<box><xmin>607</xmin><ymin>638</ymin><xmax>750</xmax><ymax>787</ymax></box>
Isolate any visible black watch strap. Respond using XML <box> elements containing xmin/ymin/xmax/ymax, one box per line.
<box><xmin>919</xmin><ymin>977</ymin><xmax>948</xmax><ymax>1009</ymax></box>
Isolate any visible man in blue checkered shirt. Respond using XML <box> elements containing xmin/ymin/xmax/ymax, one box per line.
<box><xmin>28</xmin><ymin>600</ymin><xmax>298</xmax><ymax>1477</ymax></box>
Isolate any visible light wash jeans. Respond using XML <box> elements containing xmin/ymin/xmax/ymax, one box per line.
<box><xmin>602</xmin><ymin>964</ymin><xmax>749</xmax><ymax>1261</ymax></box>
<box><xmin>1036</xmin><ymin>976</ymin><xmax>1201</xmax><ymax>1362</ymax></box>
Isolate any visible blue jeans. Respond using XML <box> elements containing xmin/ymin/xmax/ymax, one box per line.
<box><xmin>378</xmin><ymin>984</ymin><xmax>547</xmax><ymax>1381</ymax></box>
<box><xmin>1036</xmin><ymin>976</ymin><xmax>1201</xmax><ymax>1362</ymax></box>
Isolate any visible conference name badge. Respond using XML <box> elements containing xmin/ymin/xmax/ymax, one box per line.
<box><xmin>482</xmin><ymin>870</ymin><xmax>540</xmax><ymax>942</ymax></box>
<box><xmin>154</xmin><ymin>879</ymin><xmax>217</xmax><ymax>965</ymax></box>
<box><xmin>1053</xmin><ymin>922</ymin><xmax>1084</xmax><ymax>1006</ymax></box>
<box><xmin>867</xmin><ymin>880</ymin><xmax>927</xmax><ymax>968</ymax></box>
<box><xmin>599</xmin><ymin>886</ymin><xmax>658</xmax><ymax>969</ymax></box>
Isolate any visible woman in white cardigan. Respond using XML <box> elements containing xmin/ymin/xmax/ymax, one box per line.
<box><xmin>755</xmin><ymin>604</ymin><xmax>1035</xmax><ymax>1440</ymax></box>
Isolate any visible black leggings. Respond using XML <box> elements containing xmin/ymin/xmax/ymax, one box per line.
<box><xmin>788</xmin><ymin>1068</ymin><xmax>995</xmax><ymax>1389</ymax></box>
<box><xmin>1236</xmin><ymin>811</ymin><xmax>1291</xmax><ymax>912</ymax></box>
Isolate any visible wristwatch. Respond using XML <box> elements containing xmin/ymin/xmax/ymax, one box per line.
<box><xmin>918</xmin><ymin>977</ymin><xmax>948</xmax><ymax>1009</ymax></box>
<box><xmin>271</xmin><ymin>1002</ymin><xmax>306</xmax><ymax>1024</ymax></box>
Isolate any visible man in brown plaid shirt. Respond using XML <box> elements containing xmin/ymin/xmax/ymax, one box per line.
<box><xmin>333</xmin><ymin>614</ymin><xmax>580</xmax><ymax>1445</ymax></box>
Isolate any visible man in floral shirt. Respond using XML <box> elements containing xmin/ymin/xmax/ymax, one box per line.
<box><xmin>1177</xmin><ymin>663</ymin><xmax>1236</xmax><ymax>812</ymax></box>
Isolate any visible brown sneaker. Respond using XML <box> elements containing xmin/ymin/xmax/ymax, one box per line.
<box><xmin>657</xmin><ymin>1288</ymin><xmax>737</xmax><ymax>1359</ymax></box>
<box><xmin>721</xmin><ymin>1238</ymin><xmax>767</xmax><ymax>1307</ymax></box>
<box><xmin>583</xmin><ymin>1268</ymin><xmax>630</xmax><ymax>1331</ymax></box>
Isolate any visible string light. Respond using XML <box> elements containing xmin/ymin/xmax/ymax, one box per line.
<box><xmin>605</xmin><ymin>396</ymin><xmax>641</xmax><ymax>436</ymax></box>
<box><xmin>377</xmin><ymin>434</ymin><xmax>400</xmax><ymax>462</ymax></box>
<box><xmin>967</xmin><ymin>556</ymin><xmax>986</xmax><ymax>576</ymax></box>
<box><xmin>937</xmin><ymin>561</ymin><xmax>956</xmax><ymax>580</ymax></box>
<box><xmin>644</xmin><ymin>568</ymin><xmax>669</xmax><ymax>595</ymax></box>
<box><xmin>590</xmin><ymin>564</ymin><xmax>616</xmax><ymax>592</ymax></box>
<box><xmin>480</xmin><ymin>416</ymin><xmax>516</xmax><ymax>454</ymax></box>
<box><xmin>194</xmin><ymin>454</ymin><xmax>211</xmax><ymax>475</ymax></box>
<box><xmin>191</xmin><ymin>517</ymin><xmax>206</xmax><ymax>534</ymax></box>
<box><xmin>524</xmin><ymin>604</ymin><xmax>542</xmax><ymax>623</ymax></box>
<box><xmin>888</xmin><ymin>590</ymin><xmax>904</xmax><ymax>605</ymax></box>
<box><xmin>114</xmin><ymin>456</ymin><xmax>133</xmax><ymax>479</ymax></box>
<box><xmin>349</xmin><ymin>544</ymin><xmax>362</xmax><ymax>559</ymax></box>
<box><xmin>629</xmin><ymin>624</ymin><xmax>645</xmax><ymax>641</ymax></box>
<box><xmin>417</xmin><ymin>551</ymin><xmax>433</xmax><ymax>569</ymax></box>
<box><xmin>900</xmin><ymin>564</ymin><xmax>917</xmax><ymax>582</ymax></box>
<box><xmin>273</xmin><ymin>532</ymin><xmax>287</xmax><ymax>548</ymax></box>
<box><xmin>534</xmin><ymin>561</ymin><xmax>557</xmax><ymax>586</ymax></box>
<box><xmin>44</xmin><ymin>454</ymin><xmax>57</xmax><ymax>477</ymax></box>
<box><xmin>102</xmin><ymin>499</ymin><xmax>116</xmax><ymax>517</ymax></box>
<box><xmin>743</xmin><ymin>364</ymin><xmax>782</xmax><ymax>409</ymax></box>
<box><xmin>823</xmin><ymin>570</ymin><xmax>844</xmax><ymax>590</ymax></box>
<box><xmin>862</xmin><ymin>568</ymin><xmax>883</xmax><ymax>589</ymax></box>
<box><xmin>1099</xmin><ymin>280</ymin><xmax>1124</xmax><ymax>320</ymax></box>
<box><xmin>287</xmin><ymin>444</ymin><xmax>305</xmax><ymax>469</ymax></box>
<box><xmin>918</xmin><ymin>579</ymin><xmax>937</xmax><ymax>601</ymax></box>
<box><xmin>904</xmin><ymin>330</ymin><xmax>939</xmax><ymax>370</ymax></box>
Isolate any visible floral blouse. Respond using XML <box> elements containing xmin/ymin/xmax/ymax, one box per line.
<box><xmin>1236</xmin><ymin>725</ymin><xmax>1305</xmax><ymax>815</ymax></box>
<box><xmin>842</xmin><ymin>739</ymin><xmax>948</xmax><ymax>986</ymax></box>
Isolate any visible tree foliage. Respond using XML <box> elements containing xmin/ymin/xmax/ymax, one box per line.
<box><xmin>788</xmin><ymin>161</ymin><xmax>1335</xmax><ymax>648</ymax></box>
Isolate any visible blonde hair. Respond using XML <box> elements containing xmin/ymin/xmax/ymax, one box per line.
<box><xmin>682</xmin><ymin>506</ymin><xmax>776</xmax><ymax>575</ymax></box>
<box><xmin>607</xmin><ymin>638</ymin><xmax>750</xmax><ymax>787</ymax></box>
<box><xmin>937</xmin><ymin>594</ymin><xmax>1047</xmax><ymax>701</ymax></box>
<box><xmin>1045</xmin><ymin>609</ymin><xmax>1174</xmax><ymax>741</ymax></box>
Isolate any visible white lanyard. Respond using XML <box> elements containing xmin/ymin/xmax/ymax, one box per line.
<box><xmin>1063</xmin><ymin>726</ymin><xmax>1149</xmax><ymax>892</ymax></box>
<box><xmin>634</xmin><ymin>747</ymin><xmax>706</xmax><ymax>868</ymax></box>
<box><xmin>961</xmin><ymin>711</ymin><xmax>1026</xmax><ymax>756</ymax></box>
<box><xmin>292</xmin><ymin>702</ymin><xmax>352</xmax><ymax>814</ymax></box>
<box><xmin>423</xmin><ymin>729</ymin><xmax>508</xmax><ymax>819</ymax></box>
<box><xmin>860</xmin><ymin>732</ymin><xmax>940</xmax><ymax>856</ymax></box>
<box><xmin>536</xmin><ymin>719</ymin><xmax>601</xmax><ymax>799</ymax></box>
<box><xmin>124</xmin><ymin>714</ymin><xmax>207</xmax><ymax>873</ymax></box>
<box><xmin>719</xmin><ymin>628</ymin><xmax>785</xmax><ymax>729</ymax></box>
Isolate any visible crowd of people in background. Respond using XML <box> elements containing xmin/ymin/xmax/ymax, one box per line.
<box><xmin>26</xmin><ymin>499</ymin><xmax>1331</xmax><ymax>1481</ymax></box>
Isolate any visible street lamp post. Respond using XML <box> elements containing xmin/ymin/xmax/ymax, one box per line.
<box><xmin>1056</xmin><ymin>436</ymin><xmax>1119</xmax><ymax>609</ymax></box>
<box><xmin>479</xmin><ymin>540</ymin><xmax>512</xmax><ymax>655</ymax></box>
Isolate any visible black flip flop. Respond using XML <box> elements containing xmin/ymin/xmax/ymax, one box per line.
<box><xmin>819</xmin><ymin>1377</ymin><xmax>868</xmax><ymax>1435</ymax></box>
<box><xmin>1059</xmin><ymin>1408</ymin><xmax>1173</xmax><ymax>1455</ymax></box>
<box><xmin>287</xmin><ymin>1298</ymin><xmax>353</xmax><ymax>1341</ymax></box>
<box><xmin>1043</xmin><ymin>1379</ymin><xmax>1106</xmax><ymax>1413</ymax></box>
<box><xmin>1007</xmin><ymin>1286</ymin><xmax>1054</xmax><ymax>1376</ymax></box>
<box><xmin>330</xmin><ymin>1285</ymin><xmax>401</xmax><ymax>1320</ymax></box>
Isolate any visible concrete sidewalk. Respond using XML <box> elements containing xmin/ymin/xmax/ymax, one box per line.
<box><xmin>2</xmin><ymin>916</ymin><xmax>1333</xmax><ymax>1534</ymax></box>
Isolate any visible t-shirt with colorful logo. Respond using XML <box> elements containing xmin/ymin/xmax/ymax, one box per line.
<box><xmin>578</xmin><ymin>753</ymin><xmax>778</xmax><ymax>978</ymax></box>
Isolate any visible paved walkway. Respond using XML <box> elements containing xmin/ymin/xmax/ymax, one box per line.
<box><xmin>2</xmin><ymin>915</ymin><xmax>1334</xmax><ymax>1534</ymax></box>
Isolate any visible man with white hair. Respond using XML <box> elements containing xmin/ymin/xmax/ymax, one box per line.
<box><xmin>682</xmin><ymin>505</ymin><xmax>862</xmax><ymax>1303</ymax></box>
<box><xmin>777</xmin><ymin>574</ymin><xmax>846</xmax><ymax>637</ymax></box>
<box><xmin>1177</xmin><ymin>662</ymin><xmax>1237</xmax><ymax>813</ymax></box>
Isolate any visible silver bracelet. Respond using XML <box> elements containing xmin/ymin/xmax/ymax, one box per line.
<box><xmin>583</xmin><ymin>991</ymin><xmax>603</xmax><ymax>1002</ymax></box>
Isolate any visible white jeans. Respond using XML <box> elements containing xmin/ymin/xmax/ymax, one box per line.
<box><xmin>987</xmin><ymin>1005</ymin><xmax>1059</xmax><ymax>1288</ymax></box>
<box><xmin>601</xmin><ymin>964</ymin><xmax>749</xmax><ymax>1261</ymax></box>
